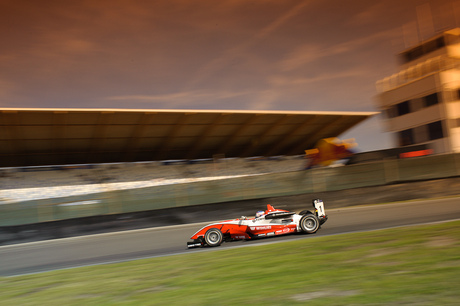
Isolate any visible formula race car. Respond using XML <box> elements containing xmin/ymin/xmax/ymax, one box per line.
<box><xmin>187</xmin><ymin>199</ymin><xmax>328</xmax><ymax>248</ymax></box>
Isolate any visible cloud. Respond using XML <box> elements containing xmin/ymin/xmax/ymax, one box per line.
<box><xmin>105</xmin><ymin>89</ymin><xmax>258</xmax><ymax>108</ymax></box>
<box><xmin>0</xmin><ymin>78</ymin><xmax>20</xmax><ymax>107</ymax></box>
<box><xmin>246</xmin><ymin>89</ymin><xmax>281</xmax><ymax>110</ymax></box>
<box><xmin>269</xmin><ymin>68</ymin><xmax>368</xmax><ymax>87</ymax></box>
<box><xmin>106</xmin><ymin>87</ymin><xmax>292</xmax><ymax>111</ymax></box>
<box><xmin>256</xmin><ymin>1</ymin><xmax>312</xmax><ymax>39</ymax></box>
<box><xmin>183</xmin><ymin>1</ymin><xmax>314</xmax><ymax>89</ymax></box>
<box><xmin>279</xmin><ymin>28</ymin><xmax>400</xmax><ymax>72</ymax></box>
<box><xmin>346</xmin><ymin>2</ymin><xmax>387</xmax><ymax>27</ymax></box>
<box><xmin>278</xmin><ymin>44</ymin><xmax>341</xmax><ymax>72</ymax></box>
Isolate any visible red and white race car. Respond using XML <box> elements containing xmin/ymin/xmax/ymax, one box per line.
<box><xmin>187</xmin><ymin>199</ymin><xmax>328</xmax><ymax>248</ymax></box>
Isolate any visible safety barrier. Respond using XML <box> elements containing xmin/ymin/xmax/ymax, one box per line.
<box><xmin>1</xmin><ymin>153</ymin><xmax>460</xmax><ymax>226</ymax></box>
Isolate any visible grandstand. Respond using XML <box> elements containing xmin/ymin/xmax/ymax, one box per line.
<box><xmin>0</xmin><ymin>156</ymin><xmax>306</xmax><ymax>204</ymax></box>
<box><xmin>0</xmin><ymin>108</ymin><xmax>376</xmax><ymax>167</ymax></box>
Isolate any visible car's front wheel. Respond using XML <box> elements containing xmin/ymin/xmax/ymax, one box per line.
<box><xmin>204</xmin><ymin>228</ymin><xmax>223</xmax><ymax>247</ymax></box>
<box><xmin>300</xmin><ymin>214</ymin><xmax>319</xmax><ymax>234</ymax></box>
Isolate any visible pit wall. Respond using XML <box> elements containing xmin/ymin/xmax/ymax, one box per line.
<box><xmin>1</xmin><ymin>153</ymin><xmax>460</xmax><ymax>226</ymax></box>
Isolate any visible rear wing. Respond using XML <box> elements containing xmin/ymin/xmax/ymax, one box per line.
<box><xmin>313</xmin><ymin>199</ymin><xmax>326</xmax><ymax>218</ymax></box>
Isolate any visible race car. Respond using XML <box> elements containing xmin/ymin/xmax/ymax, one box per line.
<box><xmin>187</xmin><ymin>199</ymin><xmax>328</xmax><ymax>248</ymax></box>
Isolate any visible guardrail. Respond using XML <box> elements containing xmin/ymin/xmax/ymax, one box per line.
<box><xmin>1</xmin><ymin>153</ymin><xmax>460</xmax><ymax>226</ymax></box>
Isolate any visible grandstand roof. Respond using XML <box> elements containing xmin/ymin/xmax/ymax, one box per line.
<box><xmin>0</xmin><ymin>108</ymin><xmax>377</xmax><ymax>167</ymax></box>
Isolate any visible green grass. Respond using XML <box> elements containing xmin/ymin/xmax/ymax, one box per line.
<box><xmin>1</xmin><ymin>221</ymin><xmax>460</xmax><ymax>305</ymax></box>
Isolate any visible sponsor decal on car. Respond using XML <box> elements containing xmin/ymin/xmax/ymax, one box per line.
<box><xmin>250</xmin><ymin>226</ymin><xmax>272</xmax><ymax>231</ymax></box>
<box><xmin>276</xmin><ymin>228</ymin><xmax>292</xmax><ymax>234</ymax></box>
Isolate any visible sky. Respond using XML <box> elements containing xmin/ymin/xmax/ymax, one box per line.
<box><xmin>1</xmin><ymin>0</ymin><xmax>459</xmax><ymax>152</ymax></box>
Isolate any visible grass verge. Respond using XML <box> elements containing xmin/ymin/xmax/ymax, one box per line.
<box><xmin>1</xmin><ymin>220</ymin><xmax>460</xmax><ymax>305</ymax></box>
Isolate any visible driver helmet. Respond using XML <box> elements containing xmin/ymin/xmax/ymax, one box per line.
<box><xmin>255</xmin><ymin>210</ymin><xmax>265</xmax><ymax>218</ymax></box>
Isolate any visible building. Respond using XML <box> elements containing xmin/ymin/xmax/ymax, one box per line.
<box><xmin>376</xmin><ymin>28</ymin><xmax>460</xmax><ymax>154</ymax></box>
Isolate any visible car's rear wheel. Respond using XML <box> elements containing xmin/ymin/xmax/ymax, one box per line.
<box><xmin>300</xmin><ymin>214</ymin><xmax>319</xmax><ymax>234</ymax></box>
<box><xmin>204</xmin><ymin>228</ymin><xmax>223</xmax><ymax>247</ymax></box>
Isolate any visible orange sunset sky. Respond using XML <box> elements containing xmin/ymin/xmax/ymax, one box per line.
<box><xmin>1</xmin><ymin>0</ymin><xmax>459</xmax><ymax>151</ymax></box>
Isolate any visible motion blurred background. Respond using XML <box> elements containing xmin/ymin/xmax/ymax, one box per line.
<box><xmin>1</xmin><ymin>3</ymin><xmax>460</xmax><ymax>303</ymax></box>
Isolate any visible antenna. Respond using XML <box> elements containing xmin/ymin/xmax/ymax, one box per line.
<box><xmin>416</xmin><ymin>3</ymin><xmax>435</xmax><ymax>40</ymax></box>
<box><xmin>403</xmin><ymin>22</ymin><xmax>419</xmax><ymax>48</ymax></box>
<box><xmin>453</xmin><ymin>0</ymin><xmax>460</xmax><ymax>28</ymax></box>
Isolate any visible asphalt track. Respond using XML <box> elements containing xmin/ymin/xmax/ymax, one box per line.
<box><xmin>1</xmin><ymin>197</ymin><xmax>459</xmax><ymax>277</ymax></box>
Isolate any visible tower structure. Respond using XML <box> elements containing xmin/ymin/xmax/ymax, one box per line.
<box><xmin>376</xmin><ymin>28</ymin><xmax>460</xmax><ymax>154</ymax></box>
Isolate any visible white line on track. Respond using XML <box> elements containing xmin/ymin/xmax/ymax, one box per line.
<box><xmin>0</xmin><ymin>221</ymin><xmax>211</xmax><ymax>250</ymax></box>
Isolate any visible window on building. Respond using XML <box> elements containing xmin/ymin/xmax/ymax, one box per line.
<box><xmin>424</xmin><ymin>37</ymin><xmax>445</xmax><ymax>53</ymax></box>
<box><xmin>398</xmin><ymin>129</ymin><xmax>414</xmax><ymax>146</ymax></box>
<box><xmin>401</xmin><ymin>36</ymin><xmax>446</xmax><ymax>63</ymax></box>
<box><xmin>445</xmin><ymin>33</ymin><xmax>460</xmax><ymax>45</ymax></box>
<box><xmin>451</xmin><ymin>118</ymin><xmax>460</xmax><ymax>128</ymax></box>
<box><xmin>427</xmin><ymin>121</ymin><xmax>444</xmax><ymax>140</ymax></box>
<box><xmin>384</xmin><ymin>108</ymin><xmax>390</xmax><ymax>118</ymax></box>
<box><xmin>435</xmin><ymin>36</ymin><xmax>446</xmax><ymax>49</ymax></box>
<box><xmin>385</xmin><ymin>107</ymin><xmax>397</xmax><ymax>118</ymax></box>
<box><xmin>443</xmin><ymin>89</ymin><xmax>456</xmax><ymax>102</ymax></box>
<box><xmin>424</xmin><ymin>93</ymin><xmax>439</xmax><ymax>107</ymax></box>
<box><xmin>389</xmin><ymin>92</ymin><xmax>441</xmax><ymax>119</ymax></box>
<box><xmin>410</xmin><ymin>98</ymin><xmax>424</xmax><ymax>112</ymax></box>
<box><xmin>403</xmin><ymin>46</ymin><xmax>423</xmax><ymax>63</ymax></box>
<box><xmin>413</xmin><ymin>125</ymin><xmax>428</xmax><ymax>143</ymax></box>
<box><xmin>397</xmin><ymin>101</ymin><xmax>410</xmax><ymax>116</ymax></box>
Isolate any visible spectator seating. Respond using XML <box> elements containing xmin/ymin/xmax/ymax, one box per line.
<box><xmin>0</xmin><ymin>156</ymin><xmax>305</xmax><ymax>203</ymax></box>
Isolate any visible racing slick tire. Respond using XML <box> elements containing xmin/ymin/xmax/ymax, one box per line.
<box><xmin>204</xmin><ymin>228</ymin><xmax>223</xmax><ymax>247</ymax></box>
<box><xmin>300</xmin><ymin>214</ymin><xmax>320</xmax><ymax>234</ymax></box>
